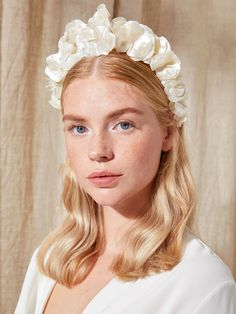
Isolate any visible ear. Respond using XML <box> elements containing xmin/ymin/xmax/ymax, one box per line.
<box><xmin>161</xmin><ymin>127</ymin><xmax>174</xmax><ymax>152</ymax></box>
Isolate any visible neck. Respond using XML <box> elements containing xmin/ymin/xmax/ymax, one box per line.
<box><xmin>101</xmin><ymin>194</ymin><xmax>152</xmax><ymax>255</ymax></box>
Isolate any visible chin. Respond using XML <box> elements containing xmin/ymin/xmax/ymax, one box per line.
<box><xmin>86</xmin><ymin>189</ymin><xmax>125</xmax><ymax>207</ymax></box>
<box><xmin>90</xmin><ymin>195</ymin><xmax>122</xmax><ymax>207</ymax></box>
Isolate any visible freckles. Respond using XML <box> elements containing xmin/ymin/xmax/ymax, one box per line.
<box><xmin>131</xmin><ymin>140</ymin><xmax>162</xmax><ymax>170</ymax></box>
<box><xmin>120</xmin><ymin>144</ymin><xmax>149</xmax><ymax>168</ymax></box>
<box><xmin>131</xmin><ymin>135</ymin><xmax>159</xmax><ymax>157</ymax></box>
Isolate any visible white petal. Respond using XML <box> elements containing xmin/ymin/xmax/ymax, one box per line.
<box><xmin>150</xmin><ymin>51</ymin><xmax>179</xmax><ymax>69</ymax></box>
<box><xmin>95</xmin><ymin>26</ymin><xmax>116</xmax><ymax>54</ymax></box>
<box><xmin>84</xmin><ymin>42</ymin><xmax>100</xmax><ymax>56</ymax></box>
<box><xmin>140</xmin><ymin>24</ymin><xmax>154</xmax><ymax>34</ymax></box>
<box><xmin>150</xmin><ymin>51</ymin><xmax>181</xmax><ymax>80</ymax></box>
<box><xmin>155</xmin><ymin>36</ymin><xmax>171</xmax><ymax>54</ymax></box>
<box><xmin>65</xmin><ymin>19</ymin><xmax>86</xmax><ymax>34</ymax></box>
<box><xmin>75</xmin><ymin>26</ymin><xmax>97</xmax><ymax>54</ymax></box>
<box><xmin>45</xmin><ymin>53</ymin><xmax>66</xmax><ymax>82</ymax></box>
<box><xmin>116</xmin><ymin>21</ymin><xmax>144</xmax><ymax>52</ymax></box>
<box><xmin>156</xmin><ymin>66</ymin><xmax>180</xmax><ymax>81</ymax></box>
<box><xmin>49</xmin><ymin>93</ymin><xmax>61</xmax><ymax>109</ymax></box>
<box><xmin>170</xmin><ymin>101</ymin><xmax>187</xmax><ymax>118</ymax></box>
<box><xmin>88</xmin><ymin>3</ymin><xmax>111</xmax><ymax>28</ymax></box>
<box><xmin>78</xmin><ymin>26</ymin><xmax>96</xmax><ymax>41</ymax></box>
<box><xmin>163</xmin><ymin>78</ymin><xmax>186</xmax><ymax>102</ymax></box>
<box><xmin>45</xmin><ymin>66</ymin><xmax>66</xmax><ymax>83</ymax></box>
<box><xmin>60</xmin><ymin>53</ymin><xmax>83</xmax><ymax>71</ymax></box>
<box><xmin>64</xmin><ymin>19</ymin><xmax>86</xmax><ymax>43</ymax></box>
<box><xmin>111</xmin><ymin>17</ymin><xmax>126</xmax><ymax>34</ymax></box>
<box><xmin>127</xmin><ymin>33</ymin><xmax>155</xmax><ymax>61</ymax></box>
<box><xmin>58</xmin><ymin>36</ymin><xmax>76</xmax><ymax>58</ymax></box>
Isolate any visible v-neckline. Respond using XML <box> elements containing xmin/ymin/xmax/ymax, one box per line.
<box><xmin>82</xmin><ymin>277</ymin><xmax>119</xmax><ymax>313</ymax></box>
<box><xmin>40</xmin><ymin>276</ymin><xmax>120</xmax><ymax>314</ymax></box>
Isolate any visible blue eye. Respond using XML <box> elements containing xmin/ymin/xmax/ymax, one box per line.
<box><xmin>117</xmin><ymin>121</ymin><xmax>134</xmax><ymax>130</ymax></box>
<box><xmin>72</xmin><ymin>125</ymin><xmax>86</xmax><ymax>134</ymax></box>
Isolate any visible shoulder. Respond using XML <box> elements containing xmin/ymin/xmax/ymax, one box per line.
<box><xmin>115</xmin><ymin>232</ymin><xmax>235</xmax><ymax>313</ymax></box>
<box><xmin>19</xmin><ymin>247</ymin><xmax>41</xmax><ymax>289</ymax></box>
<box><xmin>14</xmin><ymin>247</ymin><xmax>40</xmax><ymax>313</ymax></box>
<box><xmin>177</xmin><ymin>230</ymin><xmax>236</xmax><ymax>312</ymax></box>
<box><xmin>14</xmin><ymin>247</ymin><xmax>55</xmax><ymax>314</ymax></box>
<box><xmin>180</xmin><ymin>230</ymin><xmax>235</xmax><ymax>287</ymax></box>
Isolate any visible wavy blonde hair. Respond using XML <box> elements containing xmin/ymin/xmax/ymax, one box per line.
<box><xmin>37</xmin><ymin>50</ymin><xmax>196</xmax><ymax>287</ymax></box>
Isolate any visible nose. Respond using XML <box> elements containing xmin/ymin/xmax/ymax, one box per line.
<box><xmin>88</xmin><ymin>134</ymin><xmax>114</xmax><ymax>162</ymax></box>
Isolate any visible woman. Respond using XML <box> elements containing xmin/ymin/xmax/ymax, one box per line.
<box><xmin>15</xmin><ymin>4</ymin><xmax>235</xmax><ymax>314</ymax></box>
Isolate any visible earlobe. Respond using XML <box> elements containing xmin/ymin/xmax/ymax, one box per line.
<box><xmin>161</xmin><ymin>127</ymin><xmax>174</xmax><ymax>152</ymax></box>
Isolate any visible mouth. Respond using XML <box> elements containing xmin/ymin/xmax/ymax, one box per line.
<box><xmin>88</xmin><ymin>174</ymin><xmax>122</xmax><ymax>187</ymax></box>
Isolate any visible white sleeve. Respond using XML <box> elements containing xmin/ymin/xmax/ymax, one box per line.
<box><xmin>14</xmin><ymin>248</ymin><xmax>39</xmax><ymax>314</ymax></box>
<box><xmin>193</xmin><ymin>280</ymin><xmax>236</xmax><ymax>314</ymax></box>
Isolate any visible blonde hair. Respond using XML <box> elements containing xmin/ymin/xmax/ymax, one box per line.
<box><xmin>37</xmin><ymin>50</ymin><xmax>196</xmax><ymax>287</ymax></box>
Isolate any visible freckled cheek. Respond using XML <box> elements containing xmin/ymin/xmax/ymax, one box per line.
<box><xmin>121</xmin><ymin>136</ymin><xmax>162</xmax><ymax>173</ymax></box>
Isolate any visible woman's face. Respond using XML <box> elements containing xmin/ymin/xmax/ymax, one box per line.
<box><xmin>63</xmin><ymin>77</ymin><xmax>172</xmax><ymax>212</ymax></box>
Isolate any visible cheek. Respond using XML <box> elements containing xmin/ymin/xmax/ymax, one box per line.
<box><xmin>122</xmin><ymin>134</ymin><xmax>163</xmax><ymax>173</ymax></box>
<box><xmin>65</xmin><ymin>139</ymin><xmax>83</xmax><ymax>171</ymax></box>
<box><xmin>65</xmin><ymin>139</ymin><xmax>75</xmax><ymax>161</ymax></box>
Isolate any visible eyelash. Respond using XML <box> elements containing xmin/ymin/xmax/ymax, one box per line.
<box><xmin>67</xmin><ymin>120</ymin><xmax>135</xmax><ymax>135</ymax></box>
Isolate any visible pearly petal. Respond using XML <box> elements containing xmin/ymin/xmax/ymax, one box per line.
<box><xmin>170</xmin><ymin>101</ymin><xmax>187</xmax><ymax>118</ymax></box>
<box><xmin>127</xmin><ymin>33</ymin><xmax>155</xmax><ymax>61</ymax></box>
<box><xmin>49</xmin><ymin>93</ymin><xmax>61</xmax><ymax>109</ymax></box>
<box><xmin>88</xmin><ymin>3</ymin><xmax>111</xmax><ymax>28</ymax></box>
<box><xmin>154</xmin><ymin>36</ymin><xmax>171</xmax><ymax>54</ymax></box>
<box><xmin>45</xmin><ymin>66</ymin><xmax>66</xmax><ymax>83</ymax></box>
<box><xmin>78</xmin><ymin>26</ymin><xmax>96</xmax><ymax>42</ymax></box>
<box><xmin>111</xmin><ymin>17</ymin><xmax>126</xmax><ymax>34</ymax></box>
<box><xmin>60</xmin><ymin>53</ymin><xmax>83</xmax><ymax>71</ymax></box>
<box><xmin>64</xmin><ymin>19</ymin><xmax>86</xmax><ymax>43</ymax></box>
<box><xmin>156</xmin><ymin>65</ymin><xmax>181</xmax><ymax>81</ymax></box>
<box><xmin>48</xmin><ymin>83</ymin><xmax>62</xmax><ymax>109</ymax></box>
<box><xmin>53</xmin><ymin>84</ymin><xmax>62</xmax><ymax>99</ymax></box>
<box><xmin>116</xmin><ymin>21</ymin><xmax>144</xmax><ymax>52</ymax></box>
<box><xmin>45</xmin><ymin>53</ymin><xmax>67</xmax><ymax>82</ymax></box>
<box><xmin>163</xmin><ymin>78</ymin><xmax>186</xmax><ymax>102</ymax></box>
<box><xmin>58</xmin><ymin>36</ymin><xmax>76</xmax><ymax>58</ymax></box>
<box><xmin>140</xmin><ymin>24</ymin><xmax>154</xmax><ymax>34</ymax></box>
<box><xmin>84</xmin><ymin>42</ymin><xmax>100</xmax><ymax>56</ymax></box>
<box><xmin>95</xmin><ymin>26</ymin><xmax>116</xmax><ymax>54</ymax></box>
<box><xmin>150</xmin><ymin>51</ymin><xmax>181</xmax><ymax>80</ymax></box>
<box><xmin>75</xmin><ymin>26</ymin><xmax>98</xmax><ymax>55</ymax></box>
<box><xmin>150</xmin><ymin>51</ymin><xmax>179</xmax><ymax>70</ymax></box>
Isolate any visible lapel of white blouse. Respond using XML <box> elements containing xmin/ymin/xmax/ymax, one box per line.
<box><xmin>34</xmin><ymin>274</ymin><xmax>162</xmax><ymax>314</ymax></box>
<box><xmin>35</xmin><ymin>274</ymin><xmax>56</xmax><ymax>314</ymax></box>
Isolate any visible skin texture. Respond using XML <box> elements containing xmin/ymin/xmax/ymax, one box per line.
<box><xmin>62</xmin><ymin>77</ymin><xmax>173</xmax><ymax>251</ymax></box>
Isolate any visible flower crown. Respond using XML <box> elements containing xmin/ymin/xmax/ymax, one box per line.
<box><xmin>45</xmin><ymin>3</ymin><xmax>187</xmax><ymax>127</ymax></box>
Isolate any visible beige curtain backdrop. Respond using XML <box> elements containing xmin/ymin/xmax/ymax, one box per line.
<box><xmin>1</xmin><ymin>0</ymin><xmax>236</xmax><ymax>313</ymax></box>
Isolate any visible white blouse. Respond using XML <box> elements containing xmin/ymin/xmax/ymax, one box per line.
<box><xmin>14</xmin><ymin>231</ymin><xmax>236</xmax><ymax>314</ymax></box>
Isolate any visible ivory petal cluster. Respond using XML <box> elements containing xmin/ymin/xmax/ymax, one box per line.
<box><xmin>45</xmin><ymin>3</ymin><xmax>187</xmax><ymax>126</ymax></box>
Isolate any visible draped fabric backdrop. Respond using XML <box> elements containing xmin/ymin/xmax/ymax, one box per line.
<box><xmin>1</xmin><ymin>0</ymin><xmax>236</xmax><ymax>313</ymax></box>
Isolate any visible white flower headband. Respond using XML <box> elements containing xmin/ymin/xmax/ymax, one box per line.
<box><xmin>45</xmin><ymin>3</ymin><xmax>187</xmax><ymax>127</ymax></box>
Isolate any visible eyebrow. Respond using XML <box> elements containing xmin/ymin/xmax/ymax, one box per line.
<box><xmin>62</xmin><ymin>107</ymin><xmax>144</xmax><ymax>122</ymax></box>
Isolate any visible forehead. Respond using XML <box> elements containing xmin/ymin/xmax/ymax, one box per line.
<box><xmin>62</xmin><ymin>78</ymin><xmax>151</xmax><ymax>114</ymax></box>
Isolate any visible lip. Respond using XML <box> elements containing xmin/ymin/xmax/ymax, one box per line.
<box><xmin>88</xmin><ymin>171</ymin><xmax>122</xmax><ymax>179</ymax></box>
<box><xmin>87</xmin><ymin>171</ymin><xmax>123</xmax><ymax>187</ymax></box>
